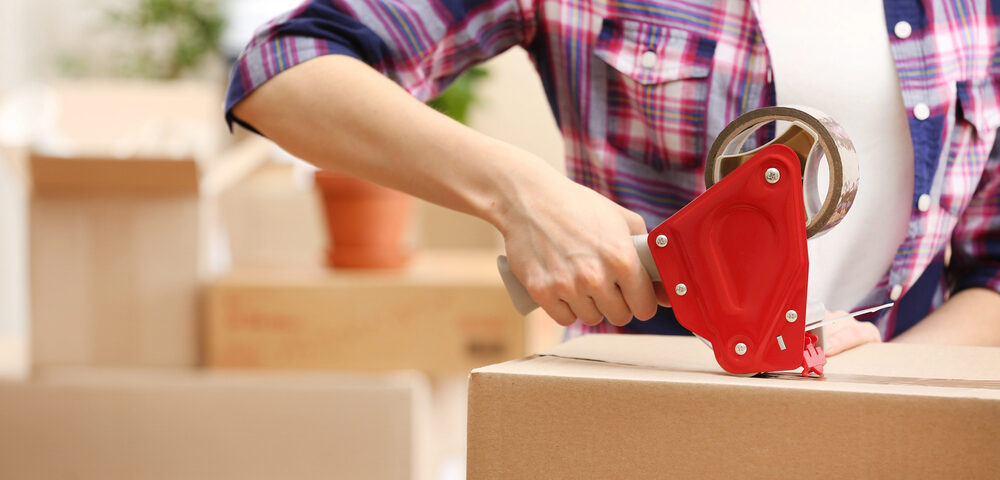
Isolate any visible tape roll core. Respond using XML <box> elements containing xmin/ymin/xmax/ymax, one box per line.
<box><xmin>705</xmin><ymin>106</ymin><xmax>858</xmax><ymax>238</ymax></box>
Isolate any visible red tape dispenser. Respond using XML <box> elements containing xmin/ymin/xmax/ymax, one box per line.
<box><xmin>499</xmin><ymin>106</ymin><xmax>859</xmax><ymax>377</ymax></box>
<box><xmin>648</xmin><ymin>144</ymin><xmax>810</xmax><ymax>374</ymax></box>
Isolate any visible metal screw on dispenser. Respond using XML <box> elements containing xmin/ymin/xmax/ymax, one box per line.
<box><xmin>765</xmin><ymin>167</ymin><xmax>780</xmax><ymax>184</ymax></box>
<box><xmin>675</xmin><ymin>283</ymin><xmax>687</xmax><ymax>296</ymax></box>
<box><xmin>785</xmin><ymin>310</ymin><xmax>798</xmax><ymax>323</ymax></box>
<box><xmin>735</xmin><ymin>343</ymin><xmax>748</xmax><ymax>355</ymax></box>
<box><xmin>655</xmin><ymin>235</ymin><xmax>668</xmax><ymax>247</ymax></box>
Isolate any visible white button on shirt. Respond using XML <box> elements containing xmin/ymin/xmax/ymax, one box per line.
<box><xmin>917</xmin><ymin>193</ymin><xmax>931</xmax><ymax>212</ymax></box>
<box><xmin>914</xmin><ymin>102</ymin><xmax>930</xmax><ymax>120</ymax></box>
<box><xmin>890</xmin><ymin>284</ymin><xmax>904</xmax><ymax>301</ymax></box>
<box><xmin>640</xmin><ymin>50</ymin><xmax>657</xmax><ymax>69</ymax></box>
<box><xmin>894</xmin><ymin>21</ymin><xmax>912</xmax><ymax>39</ymax></box>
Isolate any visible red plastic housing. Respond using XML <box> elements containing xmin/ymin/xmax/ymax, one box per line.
<box><xmin>648</xmin><ymin>145</ymin><xmax>811</xmax><ymax>374</ymax></box>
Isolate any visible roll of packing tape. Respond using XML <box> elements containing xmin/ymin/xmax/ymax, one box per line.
<box><xmin>705</xmin><ymin>105</ymin><xmax>858</xmax><ymax>238</ymax></box>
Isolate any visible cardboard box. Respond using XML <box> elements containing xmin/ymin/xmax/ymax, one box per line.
<box><xmin>31</xmin><ymin>80</ymin><xmax>227</xmax><ymax>159</ymax></box>
<box><xmin>204</xmin><ymin>252</ymin><xmax>528</xmax><ymax>375</ymax></box>
<box><xmin>29</xmin><ymin>189</ymin><xmax>200</xmax><ymax>368</ymax></box>
<box><xmin>15</xmin><ymin>81</ymin><xmax>271</xmax><ymax>370</ymax></box>
<box><xmin>0</xmin><ymin>368</ymin><xmax>430</xmax><ymax>480</ymax></box>
<box><xmin>218</xmin><ymin>162</ymin><xmax>327</xmax><ymax>268</ymax></box>
<box><xmin>468</xmin><ymin>334</ymin><xmax>1000</xmax><ymax>479</ymax></box>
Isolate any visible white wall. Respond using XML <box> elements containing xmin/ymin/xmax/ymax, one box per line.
<box><xmin>471</xmin><ymin>48</ymin><xmax>564</xmax><ymax>173</ymax></box>
<box><xmin>0</xmin><ymin>0</ymin><xmax>28</xmax><ymax>91</ymax></box>
<box><xmin>1</xmin><ymin>0</ymin><xmax>114</xmax><ymax>88</ymax></box>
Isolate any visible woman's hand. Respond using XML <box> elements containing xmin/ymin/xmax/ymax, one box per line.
<box><xmin>822</xmin><ymin>310</ymin><xmax>882</xmax><ymax>356</ymax></box>
<box><xmin>497</xmin><ymin>175</ymin><xmax>661</xmax><ymax>328</ymax></box>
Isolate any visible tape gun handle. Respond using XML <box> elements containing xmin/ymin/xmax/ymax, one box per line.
<box><xmin>497</xmin><ymin>234</ymin><xmax>657</xmax><ymax>316</ymax></box>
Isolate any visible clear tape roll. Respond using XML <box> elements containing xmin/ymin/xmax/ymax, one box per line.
<box><xmin>705</xmin><ymin>105</ymin><xmax>859</xmax><ymax>238</ymax></box>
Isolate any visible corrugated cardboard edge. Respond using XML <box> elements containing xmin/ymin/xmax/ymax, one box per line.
<box><xmin>470</xmin><ymin>335</ymin><xmax>1000</xmax><ymax>398</ymax></box>
<box><xmin>29</xmin><ymin>153</ymin><xmax>198</xmax><ymax>196</ymax></box>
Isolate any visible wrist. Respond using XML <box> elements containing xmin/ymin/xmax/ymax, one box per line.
<box><xmin>474</xmin><ymin>141</ymin><xmax>562</xmax><ymax>237</ymax></box>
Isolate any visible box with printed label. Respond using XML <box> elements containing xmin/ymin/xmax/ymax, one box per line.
<box><xmin>204</xmin><ymin>252</ymin><xmax>530</xmax><ymax>375</ymax></box>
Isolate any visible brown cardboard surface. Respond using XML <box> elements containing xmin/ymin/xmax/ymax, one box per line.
<box><xmin>23</xmin><ymin>80</ymin><xmax>228</xmax><ymax>195</ymax></box>
<box><xmin>29</xmin><ymin>153</ymin><xmax>199</xmax><ymax>196</ymax></box>
<box><xmin>204</xmin><ymin>251</ymin><xmax>528</xmax><ymax>375</ymax></box>
<box><xmin>468</xmin><ymin>334</ymin><xmax>1000</xmax><ymax>479</ymax></box>
<box><xmin>30</xmin><ymin>194</ymin><xmax>200</xmax><ymax>369</ymax></box>
<box><xmin>0</xmin><ymin>368</ymin><xmax>430</xmax><ymax>480</ymax></box>
<box><xmin>218</xmin><ymin>162</ymin><xmax>327</xmax><ymax>268</ymax></box>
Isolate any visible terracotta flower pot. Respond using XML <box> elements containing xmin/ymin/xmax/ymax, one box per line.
<box><xmin>314</xmin><ymin>170</ymin><xmax>414</xmax><ymax>269</ymax></box>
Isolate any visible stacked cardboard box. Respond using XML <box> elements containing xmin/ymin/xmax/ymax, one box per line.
<box><xmin>0</xmin><ymin>368</ymin><xmax>431</xmax><ymax>480</ymax></box>
<box><xmin>467</xmin><ymin>334</ymin><xmax>1000</xmax><ymax>479</ymax></box>
<box><xmin>28</xmin><ymin>152</ymin><xmax>202</xmax><ymax>368</ymax></box>
<box><xmin>203</xmin><ymin>251</ymin><xmax>536</xmax><ymax>375</ymax></box>
<box><xmin>19</xmin><ymin>81</ymin><xmax>225</xmax><ymax>369</ymax></box>
<box><xmin>0</xmin><ymin>81</ymin><xmax>434</xmax><ymax>479</ymax></box>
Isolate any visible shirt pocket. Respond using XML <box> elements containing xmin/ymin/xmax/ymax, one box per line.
<box><xmin>594</xmin><ymin>18</ymin><xmax>717</xmax><ymax>170</ymax></box>
<box><xmin>942</xmin><ymin>77</ymin><xmax>1000</xmax><ymax>215</ymax></box>
<box><xmin>956</xmin><ymin>78</ymin><xmax>1000</xmax><ymax>137</ymax></box>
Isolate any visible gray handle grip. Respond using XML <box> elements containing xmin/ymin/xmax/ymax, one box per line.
<box><xmin>497</xmin><ymin>234</ymin><xmax>659</xmax><ymax>315</ymax></box>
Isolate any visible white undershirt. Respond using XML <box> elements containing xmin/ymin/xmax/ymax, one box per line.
<box><xmin>756</xmin><ymin>0</ymin><xmax>914</xmax><ymax>311</ymax></box>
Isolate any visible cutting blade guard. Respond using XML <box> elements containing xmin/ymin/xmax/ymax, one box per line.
<box><xmin>648</xmin><ymin>144</ymin><xmax>822</xmax><ymax>375</ymax></box>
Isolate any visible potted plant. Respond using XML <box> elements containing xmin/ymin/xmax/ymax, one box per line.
<box><xmin>315</xmin><ymin>68</ymin><xmax>488</xmax><ymax>269</ymax></box>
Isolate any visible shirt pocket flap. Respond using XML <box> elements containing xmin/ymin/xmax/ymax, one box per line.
<box><xmin>957</xmin><ymin>77</ymin><xmax>1000</xmax><ymax>135</ymax></box>
<box><xmin>594</xmin><ymin>18</ymin><xmax>716</xmax><ymax>86</ymax></box>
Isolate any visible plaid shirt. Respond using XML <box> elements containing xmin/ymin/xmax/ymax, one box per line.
<box><xmin>226</xmin><ymin>0</ymin><xmax>1000</xmax><ymax>340</ymax></box>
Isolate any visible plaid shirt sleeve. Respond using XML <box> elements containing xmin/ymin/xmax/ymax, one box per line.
<box><xmin>224</xmin><ymin>0</ymin><xmax>535</xmax><ymax>128</ymax></box>
<box><xmin>951</xmin><ymin>129</ymin><xmax>1000</xmax><ymax>294</ymax></box>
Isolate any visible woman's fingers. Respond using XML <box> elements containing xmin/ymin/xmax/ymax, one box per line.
<box><xmin>823</xmin><ymin>311</ymin><xmax>882</xmax><ymax>356</ymax></box>
<box><xmin>541</xmin><ymin>300</ymin><xmax>578</xmax><ymax>327</ymax></box>
<box><xmin>502</xmin><ymin>181</ymin><xmax>660</xmax><ymax>328</ymax></box>
<box><xmin>564</xmin><ymin>296</ymin><xmax>605</xmax><ymax>326</ymax></box>
<box><xmin>616</xmin><ymin>264</ymin><xmax>658</xmax><ymax>321</ymax></box>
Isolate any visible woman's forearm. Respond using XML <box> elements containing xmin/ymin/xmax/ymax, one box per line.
<box><xmin>892</xmin><ymin>287</ymin><xmax>1000</xmax><ymax>346</ymax></box>
<box><xmin>231</xmin><ymin>54</ymin><xmax>558</xmax><ymax>232</ymax></box>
